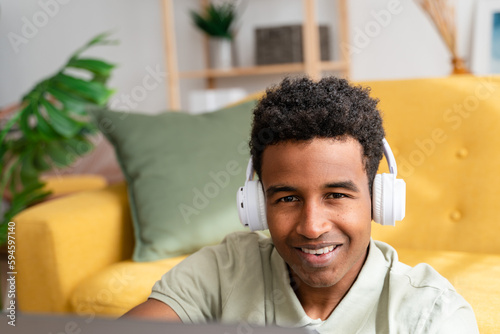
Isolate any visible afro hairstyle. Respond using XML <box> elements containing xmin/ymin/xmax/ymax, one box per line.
<box><xmin>249</xmin><ymin>76</ymin><xmax>385</xmax><ymax>192</ymax></box>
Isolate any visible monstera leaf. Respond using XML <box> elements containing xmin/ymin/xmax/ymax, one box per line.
<box><xmin>0</xmin><ymin>32</ymin><xmax>118</xmax><ymax>245</ymax></box>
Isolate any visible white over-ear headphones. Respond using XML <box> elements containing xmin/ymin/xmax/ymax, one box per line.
<box><xmin>237</xmin><ymin>138</ymin><xmax>406</xmax><ymax>231</ymax></box>
<box><xmin>372</xmin><ymin>138</ymin><xmax>406</xmax><ymax>226</ymax></box>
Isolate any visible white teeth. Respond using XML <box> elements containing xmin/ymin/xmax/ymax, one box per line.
<box><xmin>301</xmin><ymin>245</ymin><xmax>336</xmax><ymax>255</ymax></box>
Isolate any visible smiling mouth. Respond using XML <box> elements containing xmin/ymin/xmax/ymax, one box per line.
<box><xmin>299</xmin><ymin>245</ymin><xmax>341</xmax><ymax>255</ymax></box>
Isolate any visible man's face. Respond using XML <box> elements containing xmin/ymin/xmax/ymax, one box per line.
<box><xmin>261</xmin><ymin>137</ymin><xmax>372</xmax><ymax>289</ymax></box>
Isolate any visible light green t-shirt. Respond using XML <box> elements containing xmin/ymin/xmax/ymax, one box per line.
<box><xmin>150</xmin><ymin>231</ymin><xmax>478</xmax><ymax>333</ymax></box>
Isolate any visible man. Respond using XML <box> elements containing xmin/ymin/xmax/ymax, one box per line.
<box><xmin>123</xmin><ymin>77</ymin><xmax>478</xmax><ymax>333</ymax></box>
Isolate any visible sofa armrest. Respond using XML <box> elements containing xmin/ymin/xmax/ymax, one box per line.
<box><xmin>15</xmin><ymin>182</ymin><xmax>133</xmax><ymax>313</ymax></box>
<box><xmin>41</xmin><ymin>174</ymin><xmax>108</xmax><ymax>199</ymax></box>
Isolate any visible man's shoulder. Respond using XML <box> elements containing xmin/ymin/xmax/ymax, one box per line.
<box><xmin>372</xmin><ymin>240</ymin><xmax>478</xmax><ymax>332</ymax></box>
<box><xmin>221</xmin><ymin>230</ymin><xmax>273</xmax><ymax>246</ymax></box>
<box><xmin>216</xmin><ymin>231</ymin><xmax>274</xmax><ymax>254</ymax></box>
<box><xmin>372</xmin><ymin>240</ymin><xmax>477</xmax><ymax>332</ymax></box>
<box><xmin>373</xmin><ymin>240</ymin><xmax>455</xmax><ymax>292</ymax></box>
<box><xmin>191</xmin><ymin>231</ymin><xmax>274</xmax><ymax>268</ymax></box>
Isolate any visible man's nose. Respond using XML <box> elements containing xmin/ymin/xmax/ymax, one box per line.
<box><xmin>295</xmin><ymin>201</ymin><xmax>331</xmax><ymax>239</ymax></box>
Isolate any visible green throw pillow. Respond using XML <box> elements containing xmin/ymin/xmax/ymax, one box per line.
<box><xmin>94</xmin><ymin>101</ymin><xmax>256</xmax><ymax>261</ymax></box>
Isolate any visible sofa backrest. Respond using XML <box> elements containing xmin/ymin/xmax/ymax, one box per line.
<box><xmin>368</xmin><ymin>75</ymin><xmax>500</xmax><ymax>254</ymax></box>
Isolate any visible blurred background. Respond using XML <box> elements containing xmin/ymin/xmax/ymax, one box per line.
<box><xmin>2</xmin><ymin>2</ymin><xmax>500</xmax><ymax>329</ymax></box>
<box><xmin>0</xmin><ymin>0</ymin><xmax>483</xmax><ymax>114</ymax></box>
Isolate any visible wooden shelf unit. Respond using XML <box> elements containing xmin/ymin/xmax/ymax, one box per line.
<box><xmin>179</xmin><ymin>61</ymin><xmax>349</xmax><ymax>79</ymax></box>
<box><xmin>162</xmin><ymin>0</ymin><xmax>350</xmax><ymax>109</ymax></box>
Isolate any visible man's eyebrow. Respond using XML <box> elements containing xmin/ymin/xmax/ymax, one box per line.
<box><xmin>266</xmin><ymin>181</ymin><xmax>359</xmax><ymax>197</ymax></box>
<box><xmin>266</xmin><ymin>185</ymin><xmax>296</xmax><ymax>198</ymax></box>
<box><xmin>325</xmin><ymin>181</ymin><xmax>360</xmax><ymax>192</ymax></box>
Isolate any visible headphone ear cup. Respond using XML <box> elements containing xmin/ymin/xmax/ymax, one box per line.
<box><xmin>372</xmin><ymin>173</ymin><xmax>406</xmax><ymax>226</ymax></box>
<box><xmin>372</xmin><ymin>174</ymin><xmax>383</xmax><ymax>225</ymax></box>
<box><xmin>237</xmin><ymin>180</ymin><xmax>268</xmax><ymax>231</ymax></box>
<box><xmin>394</xmin><ymin>178</ymin><xmax>406</xmax><ymax>222</ymax></box>
<box><xmin>255</xmin><ymin>182</ymin><xmax>268</xmax><ymax>230</ymax></box>
<box><xmin>373</xmin><ymin>173</ymin><xmax>395</xmax><ymax>226</ymax></box>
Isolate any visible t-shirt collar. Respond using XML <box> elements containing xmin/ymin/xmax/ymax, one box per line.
<box><xmin>271</xmin><ymin>238</ymin><xmax>388</xmax><ymax>333</ymax></box>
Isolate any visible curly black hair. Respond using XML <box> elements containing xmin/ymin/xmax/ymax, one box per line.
<box><xmin>250</xmin><ymin>76</ymin><xmax>385</xmax><ymax>192</ymax></box>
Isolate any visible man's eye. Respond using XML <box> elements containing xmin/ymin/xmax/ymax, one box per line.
<box><xmin>327</xmin><ymin>193</ymin><xmax>346</xmax><ymax>199</ymax></box>
<box><xmin>278</xmin><ymin>196</ymin><xmax>297</xmax><ymax>203</ymax></box>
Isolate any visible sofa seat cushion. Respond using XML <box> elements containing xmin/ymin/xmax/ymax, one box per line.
<box><xmin>397</xmin><ymin>247</ymin><xmax>500</xmax><ymax>334</ymax></box>
<box><xmin>70</xmin><ymin>255</ymin><xmax>187</xmax><ymax>317</ymax></box>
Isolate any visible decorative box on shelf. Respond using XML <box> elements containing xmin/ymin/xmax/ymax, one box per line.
<box><xmin>255</xmin><ymin>24</ymin><xmax>331</xmax><ymax>65</ymax></box>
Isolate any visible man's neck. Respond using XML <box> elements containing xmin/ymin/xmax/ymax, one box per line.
<box><xmin>289</xmin><ymin>246</ymin><xmax>369</xmax><ymax>321</ymax></box>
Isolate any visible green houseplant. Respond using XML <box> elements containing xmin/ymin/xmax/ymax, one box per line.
<box><xmin>190</xmin><ymin>2</ymin><xmax>236</xmax><ymax>40</ymax></box>
<box><xmin>0</xmin><ymin>32</ymin><xmax>118</xmax><ymax>246</ymax></box>
<box><xmin>190</xmin><ymin>2</ymin><xmax>237</xmax><ymax>69</ymax></box>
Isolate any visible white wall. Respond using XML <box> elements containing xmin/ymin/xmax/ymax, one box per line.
<box><xmin>348</xmin><ymin>0</ymin><xmax>476</xmax><ymax>80</ymax></box>
<box><xmin>0</xmin><ymin>0</ymin><xmax>478</xmax><ymax>113</ymax></box>
<box><xmin>0</xmin><ymin>0</ymin><xmax>167</xmax><ymax>114</ymax></box>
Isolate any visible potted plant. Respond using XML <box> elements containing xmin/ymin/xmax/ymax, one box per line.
<box><xmin>0</xmin><ymin>32</ymin><xmax>117</xmax><ymax>246</ymax></box>
<box><xmin>190</xmin><ymin>2</ymin><xmax>237</xmax><ymax>70</ymax></box>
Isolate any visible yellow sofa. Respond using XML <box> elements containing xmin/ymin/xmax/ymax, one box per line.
<box><xmin>15</xmin><ymin>75</ymin><xmax>500</xmax><ymax>332</ymax></box>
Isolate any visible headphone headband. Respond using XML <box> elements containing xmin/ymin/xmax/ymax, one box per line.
<box><xmin>245</xmin><ymin>157</ymin><xmax>255</xmax><ymax>181</ymax></box>
<box><xmin>382</xmin><ymin>138</ymin><xmax>397</xmax><ymax>176</ymax></box>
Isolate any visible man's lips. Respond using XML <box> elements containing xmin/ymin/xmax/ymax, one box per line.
<box><xmin>299</xmin><ymin>245</ymin><xmax>338</xmax><ymax>255</ymax></box>
<box><xmin>294</xmin><ymin>244</ymin><xmax>343</xmax><ymax>267</ymax></box>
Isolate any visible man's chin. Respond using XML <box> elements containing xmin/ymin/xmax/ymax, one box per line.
<box><xmin>291</xmin><ymin>269</ymin><xmax>340</xmax><ymax>290</ymax></box>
